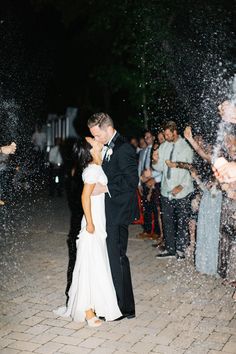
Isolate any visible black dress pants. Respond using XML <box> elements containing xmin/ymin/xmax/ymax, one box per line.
<box><xmin>161</xmin><ymin>194</ymin><xmax>191</xmax><ymax>255</ymax></box>
<box><xmin>106</xmin><ymin>224</ymin><xmax>135</xmax><ymax>315</ymax></box>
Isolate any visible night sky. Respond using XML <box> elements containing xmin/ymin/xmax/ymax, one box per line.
<box><xmin>0</xmin><ymin>0</ymin><xmax>235</xmax><ymax>139</ymax></box>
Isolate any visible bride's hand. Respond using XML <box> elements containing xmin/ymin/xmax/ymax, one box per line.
<box><xmin>86</xmin><ymin>223</ymin><xmax>95</xmax><ymax>234</ymax></box>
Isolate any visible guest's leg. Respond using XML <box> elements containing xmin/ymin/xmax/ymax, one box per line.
<box><xmin>142</xmin><ymin>185</ymin><xmax>152</xmax><ymax>233</ymax></box>
<box><xmin>152</xmin><ymin>185</ymin><xmax>161</xmax><ymax>235</ymax></box>
<box><xmin>161</xmin><ymin>196</ymin><xmax>176</xmax><ymax>254</ymax></box>
<box><xmin>106</xmin><ymin>224</ymin><xmax>135</xmax><ymax>316</ymax></box>
<box><xmin>175</xmin><ymin>195</ymin><xmax>191</xmax><ymax>254</ymax></box>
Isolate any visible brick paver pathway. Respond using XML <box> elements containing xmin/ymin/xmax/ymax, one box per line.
<box><xmin>0</xmin><ymin>194</ymin><xmax>236</xmax><ymax>354</ymax></box>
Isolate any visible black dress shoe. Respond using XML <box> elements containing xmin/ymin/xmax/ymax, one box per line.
<box><xmin>115</xmin><ymin>312</ymin><xmax>135</xmax><ymax>321</ymax></box>
<box><xmin>176</xmin><ymin>253</ymin><xmax>185</xmax><ymax>260</ymax></box>
<box><xmin>156</xmin><ymin>250</ymin><xmax>175</xmax><ymax>258</ymax></box>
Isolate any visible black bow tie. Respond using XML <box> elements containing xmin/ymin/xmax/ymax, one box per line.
<box><xmin>104</xmin><ymin>143</ymin><xmax>109</xmax><ymax>147</ymax></box>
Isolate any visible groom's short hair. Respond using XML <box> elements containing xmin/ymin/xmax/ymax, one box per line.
<box><xmin>88</xmin><ymin>112</ymin><xmax>114</xmax><ymax>129</ymax></box>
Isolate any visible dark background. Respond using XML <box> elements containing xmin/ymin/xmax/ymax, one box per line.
<box><xmin>0</xmin><ymin>0</ymin><xmax>235</xmax><ymax>141</ymax></box>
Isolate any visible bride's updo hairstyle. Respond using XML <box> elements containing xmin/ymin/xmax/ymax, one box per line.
<box><xmin>74</xmin><ymin>137</ymin><xmax>93</xmax><ymax>170</ymax></box>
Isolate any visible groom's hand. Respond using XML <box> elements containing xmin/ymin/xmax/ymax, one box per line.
<box><xmin>86</xmin><ymin>223</ymin><xmax>95</xmax><ymax>234</ymax></box>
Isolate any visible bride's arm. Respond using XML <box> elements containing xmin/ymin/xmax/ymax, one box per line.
<box><xmin>81</xmin><ymin>183</ymin><xmax>96</xmax><ymax>234</ymax></box>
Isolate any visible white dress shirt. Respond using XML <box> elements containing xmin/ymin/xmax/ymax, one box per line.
<box><xmin>102</xmin><ymin>130</ymin><xmax>117</xmax><ymax>159</ymax></box>
<box><xmin>153</xmin><ymin>136</ymin><xmax>194</xmax><ymax>199</ymax></box>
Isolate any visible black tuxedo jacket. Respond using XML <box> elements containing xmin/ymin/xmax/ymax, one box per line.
<box><xmin>102</xmin><ymin>133</ymin><xmax>139</xmax><ymax>226</ymax></box>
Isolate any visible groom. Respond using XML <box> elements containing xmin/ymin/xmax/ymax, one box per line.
<box><xmin>88</xmin><ymin>112</ymin><xmax>138</xmax><ymax>319</ymax></box>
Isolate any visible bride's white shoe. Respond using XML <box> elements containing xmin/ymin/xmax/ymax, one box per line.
<box><xmin>86</xmin><ymin>316</ymin><xmax>102</xmax><ymax>327</ymax></box>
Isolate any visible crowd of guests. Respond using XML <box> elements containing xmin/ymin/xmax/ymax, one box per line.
<box><xmin>130</xmin><ymin>99</ymin><xmax>236</xmax><ymax>302</ymax></box>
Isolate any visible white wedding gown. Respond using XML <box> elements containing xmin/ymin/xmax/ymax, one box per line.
<box><xmin>55</xmin><ymin>164</ymin><xmax>122</xmax><ymax>322</ymax></box>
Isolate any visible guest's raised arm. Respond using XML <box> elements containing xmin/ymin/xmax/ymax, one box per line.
<box><xmin>184</xmin><ymin>126</ymin><xmax>211</xmax><ymax>163</ymax></box>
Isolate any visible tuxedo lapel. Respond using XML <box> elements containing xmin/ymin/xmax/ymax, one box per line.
<box><xmin>102</xmin><ymin>132</ymin><xmax>121</xmax><ymax>167</ymax></box>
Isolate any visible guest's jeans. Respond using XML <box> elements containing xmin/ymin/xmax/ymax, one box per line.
<box><xmin>161</xmin><ymin>193</ymin><xmax>191</xmax><ymax>255</ymax></box>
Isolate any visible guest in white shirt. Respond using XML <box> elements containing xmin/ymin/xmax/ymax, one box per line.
<box><xmin>153</xmin><ymin>121</ymin><xmax>194</xmax><ymax>259</ymax></box>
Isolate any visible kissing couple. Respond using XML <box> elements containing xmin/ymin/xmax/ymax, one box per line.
<box><xmin>55</xmin><ymin>112</ymin><xmax>138</xmax><ymax>326</ymax></box>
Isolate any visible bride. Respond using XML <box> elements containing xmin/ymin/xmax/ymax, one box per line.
<box><xmin>55</xmin><ymin>137</ymin><xmax>122</xmax><ymax>327</ymax></box>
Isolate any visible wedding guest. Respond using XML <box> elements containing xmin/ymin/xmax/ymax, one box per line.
<box><xmin>153</xmin><ymin>121</ymin><xmax>194</xmax><ymax>259</ymax></box>
<box><xmin>195</xmin><ymin>175</ymin><xmax>222</xmax><ymax>275</ymax></box>
<box><xmin>142</xmin><ymin>142</ymin><xmax>163</xmax><ymax>244</ymax></box>
<box><xmin>129</xmin><ymin>137</ymin><xmax>140</xmax><ymax>160</ymax></box>
<box><xmin>137</xmin><ymin>131</ymin><xmax>161</xmax><ymax>240</ymax></box>
<box><xmin>212</xmin><ymin>101</ymin><xmax>236</xmax><ymax>300</ymax></box>
<box><xmin>217</xmin><ymin>153</ymin><xmax>236</xmax><ymax>290</ymax></box>
<box><xmin>157</xmin><ymin>131</ymin><xmax>165</xmax><ymax>145</ymax></box>
<box><xmin>181</xmin><ymin>130</ymin><xmax>214</xmax><ymax>256</ymax></box>
<box><xmin>138</xmin><ymin>136</ymin><xmax>147</xmax><ymax>151</ymax></box>
<box><xmin>150</xmin><ymin>144</ymin><xmax>163</xmax><ymax>247</ymax></box>
<box><xmin>130</xmin><ymin>137</ymin><xmax>139</xmax><ymax>150</ymax></box>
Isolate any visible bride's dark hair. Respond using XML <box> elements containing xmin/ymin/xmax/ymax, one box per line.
<box><xmin>74</xmin><ymin>137</ymin><xmax>93</xmax><ymax>170</ymax></box>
